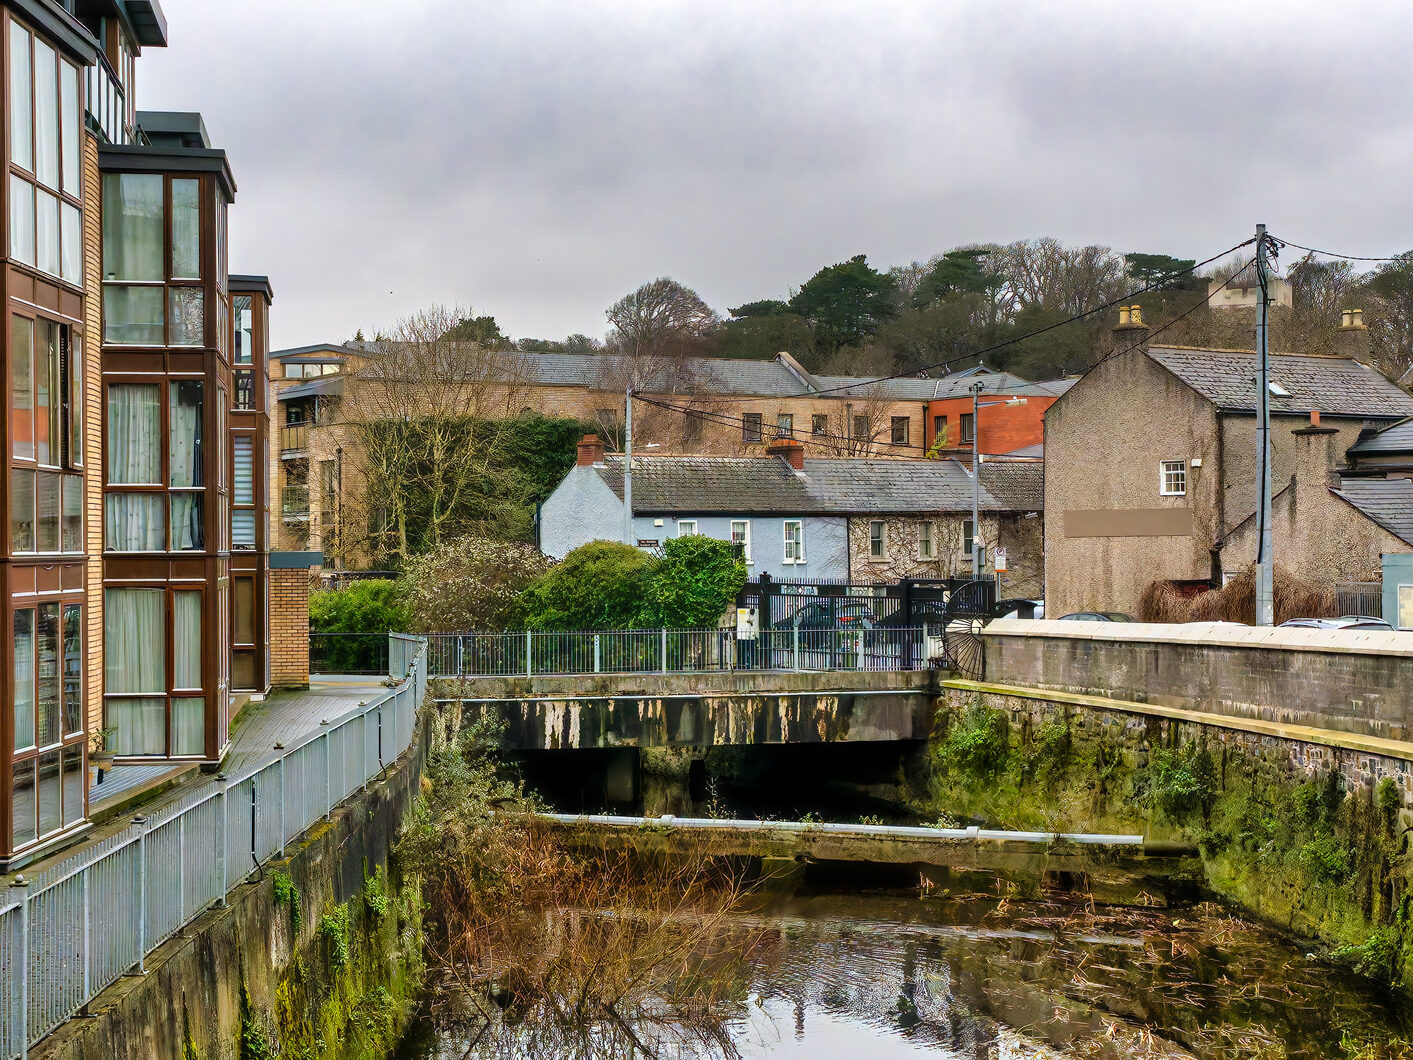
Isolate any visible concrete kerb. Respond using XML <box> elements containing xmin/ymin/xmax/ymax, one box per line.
<box><xmin>985</xmin><ymin>618</ymin><xmax>1413</xmax><ymax>658</ymax></box>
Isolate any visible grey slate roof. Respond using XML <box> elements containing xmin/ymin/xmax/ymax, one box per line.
<box><xmin>269</xmin><ymin>342</ymin><xmax>1059</xmax><ymax>404</ymax></box>
<box><xmin>591</xmin><ymin>455</ymin><xmax>1040</xmax><ymax>515</ymax></box>
<box><xmin>1332</xmin><ymin>476</ymin><xmax>1413</xmax><ymax>545</ymax></box>
<box><xmin>1349</xmin><ymin>417</ymin><xmax>1413</xmax><ymax>455</ymax></box>
<box><xmin>979</xmin><ymin>462</ymin><xmax>1045</xmax><ymax>510</ymax></box>
<box><xmin>1146</xmin><ymin>347</ymin><xmax>1413</xmax><ymax>419</ymax></box>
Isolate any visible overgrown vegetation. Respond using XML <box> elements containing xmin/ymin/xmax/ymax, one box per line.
<box><xmin>318</xmin><ymin>905</ymin><xmax>352</xmax><ymax>972</ymax></box>
<box><xmin>272</xmin><ymin>870</ymin><xmax>302</xmax><ymax>934</ymax></box>
<box><xmin>520</xmin><ymin>536</ymin><xmax>746</xmax><ymax>631</ymax></box>
<box><xmin>308</xmin><ymin>579</ymin><xmax>409</xmax><ymax>637</ymax></box>
<box><xmin>400</xmin><ymin>536</ymin><xmax>551</xmax><ymax>632</ymax></box>
<box><xmin>930</xmin><ymin>694</ymin><xmax>1413</xmax><ymax>996</ymax></box>
<box><xmin>1139</xmin><ymin>565</ymin><xmax>1334</xmax><ymax>625</ymax></box>
<box><xmin>397</xmin><ymin>716</ymin><xmax>760</xmax><ymax>1054</ymax></box>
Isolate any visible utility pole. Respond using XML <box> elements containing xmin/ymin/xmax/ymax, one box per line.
<box><xmin>622</xmin><ymin>386</ymin><xmax>634</xmax><ymax>546</ymax></box>
<box><xmin>1254</xmin><ymin>223</ymin><xmax>1274</xmax><ymax>626</ymax></box>
<box><xmin>971</xmin><ymin>381</ymin><xmax>982</xmax><ymax>579</ymax></box>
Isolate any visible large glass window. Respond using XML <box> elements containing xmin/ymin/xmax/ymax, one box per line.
<box><xmin>169</xmin><ymin>381</ymin><xmax>203</xmax><ymax>487</ymax></box>
<box><xmin>10</xmin><ymin>25</ymin><xmax>82</xmax><ymax>285</ymax></box>
<box><xmin>14</xmin><ymin>610</ymin><xmax>35</xmax><ymax>750</ymax></box>
<box><xmin>35</xmin><ymin>320</ymin><xmax>59</xmax><ymax>465</ymax></box>
<box><xmin>11</xmin><ymin>316</ymin><xmax>33</xmax><ymax>459</ymax></box>
<box><xmin>174</xmin><ymin>590</ymin><xmax>201</xmax><ymax>689</ymax></box>
<box><xmin>170</xmin><ymin>179</ymin><xmax>201</xmax><ymax>278</ymax></box>
<box><xmin>10</xmin><ymin>24</ymin><xmax>32</xmax><ymax>171</ymax></box>
<box><xmin>234</xmin><ymin>295</ymin><xmax>253</xmax><ymax>364</ymax></box>
<box><xmin>12</xmin><ymin>601</ymin><xmax>85</xmax><ymax>848</ymax></box>
<box><xmin>62</xmin><ymin>605</ymin><xmax>81</xmax><ymax>736</ymax></box>
<box><xmin>36</xmin><ymin>471</ymin><xmax>59</xmax><ymax>551</ymax></box>
<box><xmin>234</xmin><ymin>369</ymin><xmax>254</xmax><ymax>410</ymax></box>
<box><xmin>36</xmin><ymin>603</ymin><xmax>59</xmax><ymax>747</ymax></box>
<box><xmin>107</xmin><ymin>383</ymin><xmax>160</xmax><ymax>483</ymax></box>
<box><xmin>233</xmin><ymin>436</ymin><xmax>255</xmax><ymax>549</ymax></box>
<box><xmin>103</xmin><ymin>173</ymin><xmax>210</xmax><ymax>346</ymax></box>
<box><xmin>104</xmin><ymin>588</ymin><xmax>165</xmax><ymax>755</ymax></box>
<box><xmin>11</xmin><ymin>468</ymin><xmax>34</xmax><ymax>552</ymax></box>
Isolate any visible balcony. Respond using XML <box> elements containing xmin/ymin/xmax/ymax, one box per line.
<box><xmin>280</xmin><ymin>422</ymin><xmax>310</xmax><ymax>458</ymax></box>
<box><xmin>281</xmin><ymin>486</ymin><xmax>309</xmax><ymax>521</ymax></box>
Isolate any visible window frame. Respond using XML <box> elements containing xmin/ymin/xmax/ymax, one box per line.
<box><xmin>6</xmin><ymin>15</ymin><xmax>85</xmax><ymax>289</ymax></box>
<box><xmin>960</xmin><ymin>413</ymin><xmax>975</xmax><ymax>444</ymax></box>
<box><xmin>782</xmin><ymin>519</ymin><xmax>805</xmax><ymax>565</ymax></box>
<box><xmin>1160</xmin><ymin>459</ymin><xmax>1187</xmax><ymax>497</ymax></box>
<box><xmin>918</xmin><ymin>521</ymin><xmax>936</xmax><ymax>560</ymax></box>
<box><xmin>101</xmin><ymin>171</ymin><xmax>210</xmax><ymax>348</ymax></box>
<box><xmin>730</xmin><ymin>519</ymin><xmax>751</xmax><ymax>563</ymax></box>
<box><xmin>742</xmin><ymin>412</ymin><xmax>763</xmax><ymax>444</ymax></box>
<box><xmin>775</xmin><ymin>412</ymin><xmax>793</xmax><ymax>438</ymax></box>
<box><xmin>678</xmin><ymin>519</ymin><xmax>697</xmax><ymax>537</ymax></box>
<box><xmin>811</xmin><ymin>414</ymin><xmax>828</xmax><ymax>437</ymax></box>
<box><xmin>890</xmin><ymin>416</ymin><xmax>909</xmax><ymax>447</ymax></box>
<box><xmin>868</xmin><ymin>519</ymin><xmax>886</xmax><ymax>560</ymax></box>
<box><xmin>10</xmin><ymin>312</ymin><xmax>83</xmax><ymax>556</ymax></box>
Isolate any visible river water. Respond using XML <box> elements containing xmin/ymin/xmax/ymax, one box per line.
<box><xmin>395</xmin><ymin>882</ymin><xmax>1409</xmax><ymax>1059</ymax></box>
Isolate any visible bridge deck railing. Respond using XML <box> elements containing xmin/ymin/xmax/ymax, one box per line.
<box><xmin>422</xmin><ymin>627</ymin><xmax>938</xmax><ymax>677</ymax></box>
<box><xmin>0</xmin><ymin>636</ymin><xmax>430</xmax><ymax>1059</ymax></box>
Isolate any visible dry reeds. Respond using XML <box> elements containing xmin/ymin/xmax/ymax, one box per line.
<box><xmin>1138</xmin><ymin>566</ymin><xmax>1336</xmax><ymax>626</ymax></box>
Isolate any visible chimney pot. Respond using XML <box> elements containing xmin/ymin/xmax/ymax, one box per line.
<box><xmin>1118</xmin><ymin>306</ymin><xmax>1130</xmax><ymax>326</ymax></box>
<box><xmin>1131</xmin><ymin>305</ymin><xmax>1143</xmax><ymax>326</ymax></box>
<box><xmin>1310</xmin><ymin>409</ymin><xmax>1321</xmax><ymax>428</ymax></box>
<box><xmin>576</xmin><ymin>434</ymin><xmax>605</xmax><ymax>467</ymax></box>
<box><xmin>1341</xmin><ymin>310</ymin><xmax>1353</xmax><ymax>328</ymax></box>
<box><xmin>1351</xmin><ymin>308</ymin><xmax>1365</xmax><ymax>328</ymax></box>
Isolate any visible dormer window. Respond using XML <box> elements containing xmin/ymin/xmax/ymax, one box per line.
<box><xmin>1269</xmin><ymin>382</ymin><xmax>1291</xmax><ymax>397</ymax></box>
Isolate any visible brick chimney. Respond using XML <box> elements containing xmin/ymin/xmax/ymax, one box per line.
<box><xmin>765</xmin><ymin>438</ymin><xmax>805</xmax><ymax>471</ymax></box>
<box><xmin>576</xmin><ymin>434</ymin><xmax>605</xmax><ymax>466</ymax></box>
<box><xmin>1112</xmin><ymin>304</ymin><xmax>1150</xmax><ymax>355</ymax></box>
<box><xmin>1337</xmin><ymin>308</ymin><xmax>1370</xmax><ymax>361</ymax></box>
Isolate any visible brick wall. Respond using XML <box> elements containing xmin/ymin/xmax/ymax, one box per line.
<box><xmin>269</xmin><ymin>568</ymin><xmax>311</xmax><ymax>688</ymax></box>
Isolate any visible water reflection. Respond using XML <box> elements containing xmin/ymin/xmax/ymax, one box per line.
<box><xmin>400</xmin><ymin>889</ymin><xmax>1409</xmax><ymax>1059</ymax></box>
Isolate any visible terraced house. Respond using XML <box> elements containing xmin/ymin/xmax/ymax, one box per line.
<box><xmin>1</xmin><ymin>0</ymin><xmax>277</xmax><ymax>868</ymax></box>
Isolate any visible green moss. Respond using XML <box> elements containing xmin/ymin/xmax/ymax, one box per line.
<box><xmin>182</xmin><ymin>998</ymin><xmax>199</xmax><ymax>1060</ymax></box>
<box><xmin>272</xmin><ymin>870</ymin><xmax>302</xmax><ymax>934</ymax></box>
<box><xmin>937</xmin><ymin>702</ymin><xmax>1010</xmax><ymax>782</ymax></box>
<box><xmin>364</xmin><ymin>865</ymin><xmax>389</xmax><ymax>921</ymax></box>
<box><xmin>929</xmin><ymin>691</ymin><xmax>1413</xmax><ymax>995</ymax></box>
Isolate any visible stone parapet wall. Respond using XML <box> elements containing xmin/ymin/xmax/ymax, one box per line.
<box><xmin>983</xmin><ymin>619</ymin><xmax>1413</xmax><ymax>741</ymax></box>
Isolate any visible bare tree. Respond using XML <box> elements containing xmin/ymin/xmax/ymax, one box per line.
<box><xmin>606</xmin><ymin>278</ymin><xmax>719</xmax><ymax>359</ymax></box>
<box><xmin>335</xmin><ymin>304</ymin><xmax>536</xmax><ymax>564</ymax></box>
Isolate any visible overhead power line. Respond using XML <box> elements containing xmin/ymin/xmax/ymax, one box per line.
<box><xmin>629</xmin><ymin>266</ymin><xmax>1256</xmax><ymax>456</ymax></box>
<box><xmin>706</xmin><ymin>237</ymin><xmax>1256</xmax><ymax>405</ymax></box>
<box><xmin>1270</xmin><ymin>237</ymin><xmax>1409</xmax><ymax>264</ymax></box>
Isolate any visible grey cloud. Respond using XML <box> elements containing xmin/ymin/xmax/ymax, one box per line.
<box><xmin>141</xmin><ymin>0</ymin><xmax>1413</xmax><ymax>348</ymax></box>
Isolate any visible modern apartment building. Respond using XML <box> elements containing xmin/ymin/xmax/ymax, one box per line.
<box><xmin>2</xmin><ymin>0</ymin><xmax>276</xmax><ymax>868</ymax></box>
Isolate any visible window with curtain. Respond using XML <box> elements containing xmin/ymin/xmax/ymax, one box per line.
<box><xmin>11</xmin><ymin>469</ymin><xmax>34</xmax><ymax>551</ymax></box>
<box><xmin>11</xmin><ymin>316</ymin><xmax>33</xmax><ymax>459</ymax></box>
<box><xmin>34</xmin><ymin>320</ymin><xmax>58</xmax><ymax>465</ymax></box>
<box><xmin>14</xmin><ymin>610</ymin><xmax>35</xmax><ymax>750</ymax></box>
<box><xmin>170</xmin><ymin>381</ymin><xmax>203</xmax><ymax>487</ymax></box>
<box><xmin>9</xmin><ymin>25</ymin><xmax>82</xmax><ymax>284</ymax></box>
<box><xmin>36</xmin><ymin>603</ymin><xmax>59</xmax><ymax>747</ymax></box>
<box><xmin>171</xmin><ymin>699</ymin><xmax>204</xmax><ymax>756</ymax></box>
<box><xmin>62</xmin><ymin>605</ymin><xmax>81</xmax><ymax>736</ymax></box>
<box><xmin>233</xmin><ymin>436</ymin><xmax>255</xmax><ymax>549</ymax></box>
<box><xmin>234</xmin><ymin>295</ymin><xmax>253</xmax><ymax>363</ymax></box>
<box><xmin>104</xmin><ymin>588</ymin><xmax>165</xmax><ymax>755</ymax></box>
<box><xmin>105</xmin><ymin>493</ymin><xmax>163</xmax><ymax>551</ymax></box>
<box><xmin>174</xmin><ymin>590</ymin><xmax>201</xmax><ymax>689</ymax></box>
<box><xmin>101</xmin><ymin>172</ymin><xmax>163</xmax><ymax>342</ymax></box>
<box><xmin>170</xmin><ymin>179</ymin><xmax>201</xmax><ymax>278</ymax></box>
<box><xmin>107</xmin><ymin>383</ymin><xmax>160</xmax><ymax>483</ymax></box>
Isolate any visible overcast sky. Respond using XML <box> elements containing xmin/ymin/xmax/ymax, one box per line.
<box><xmin>140</xmin><ymin>0</ymin><xmax>1413</xmax><ymax>350</ymax></box>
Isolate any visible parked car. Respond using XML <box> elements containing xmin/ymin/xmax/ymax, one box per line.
<box><xmin>1278</xmin><ymin>615</ymin><xmax>1393</xmax><ymax>631</ymax></box>
<box><xmin>1057</xmin><ymin>611</ymin><xmax>1133</xmax><ymax>622</ymax></box>
<box><xmin>996</xmin><ymin>599</ymin><xmax>1044</xmax><ymax>620</ymax></box>
<box><xmin>788</xmin><ymin>600</ymin><xmax>876</xmax><ymax>630</ymax></box>
<box><xmin>876</xmin><ymin>600</ymin><xmax>948</xmax><ymax>628</ymax></box>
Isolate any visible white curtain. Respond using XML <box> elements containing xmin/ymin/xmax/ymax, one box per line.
<box><xmin>170</xmin><ymin>493</ymin><xmax>202</xmax><ymax>550</ymax></box>
<box><xmin>106</xmin><ymin>698</ymin><xmax>164</xmax><ymax>756</ymax></box>
<box><xmin>171</xmin><ymin>699</ymin><xmax>204</xmax><ymax>756</ymax></box>
<box><xmin>14</xmin><ymin>610</ymin><xmax>34</xmax><ymax>749</ymax></box>
<box><xmin>104</xmin><ymin>588</ymin><xmax>163</xmax><ymax>694</ymax></box>
<box><xmin>174</xmin><ymin>590</ymin><xmax>201</xmax><ymax>688</ymax></box>
<box><xmin>169</xmin><ymin>381</ymin><xmax>202</xmax><ymax>487</ymax></box>
<box><xmin>101</xmin><ymin>173</ymin><xmax>162</xmax><ymax>281</ymax></box>
<box><xmin>107</xmin><ymin>384</ymin><xmax>160</xmax><ymax>483</ymax></box>
<box><xmin>105</xmin><ymin>493</ymin><xmax>163</xmax><ymax>551</ymax></box>
<box><xmin>170</xmin><ymin>180</ymin><xmax>201</xmax><ymax>279</ymax></box>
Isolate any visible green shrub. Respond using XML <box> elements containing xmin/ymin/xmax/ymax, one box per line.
<box><xmin>401</xmin><ymin>535</ymin><xmax>550</xmax><ymax>632</ymax></box>
<box><xmin>519</xmin><ymin>541</ymin><xmax>656</xmax><ymax>630</ymax></box>
<box><xmin>318</xmin><ymin>905</ymin><xmax>352</xmax><ymax>971</ymax></box>
<box><xmin>364</xmin><ymin>867</ymin><xmax>389</xmax><ymax>920</ymax></box>
<box><xmin>638</xmin><ymin>535</ymin><xmax>747</xmax><ymax>629</ymax></box>
<box><xmin>940</xmin><ymin>704</ymin><xmax>1010</xmax><ymax>781</ymax></box>
<box><xmin>1335</xmin><ymin>927</ymin><xmax>1400</xmax><ymax>983</ymax></box>
<box><xmin>1141</xmin><ymin>743</ymin><xmax>1217</xmax><ymax>819</ymax></box>
<box><xmin>272</xmin><ymin>870</ymin><xmax>301</xmax><ymax>933</ymax></box>
<box><xmin>309</xmin><ymin>579</ymin><xmax>409</xmax><ymax>635</ymax></box>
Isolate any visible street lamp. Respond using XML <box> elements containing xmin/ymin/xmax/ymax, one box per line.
<box><xmin>969</xmin><ymin>381</ymin><xmax>1027</xmax><ymax>579</ymax></box>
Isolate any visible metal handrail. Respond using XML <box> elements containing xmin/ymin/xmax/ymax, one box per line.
<box><xmin>0</xmin><ymin>637</ymin><xmax>429</xmax><ymax>1058</ymax></box>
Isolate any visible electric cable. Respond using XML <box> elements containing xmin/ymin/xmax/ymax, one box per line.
<box><xmin>630</xmin><ymin>266</ymin><xmax>1255</xmax><ymax>457</ymax></box>
<box><xmin>702</xmin><ymin>238</ymin><xmax>1256</xmax><ymax>404</ymax></box>
<box><xmin>1269</xmin><ymin>237</ymin><xmax>1408</xmax><ymax>264</ymax></box>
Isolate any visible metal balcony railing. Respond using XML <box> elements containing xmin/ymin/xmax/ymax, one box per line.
<box><xmin>281</xmin><ymin>485</ymin><xmax>310</xmax><ymax>520</ymax></box>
